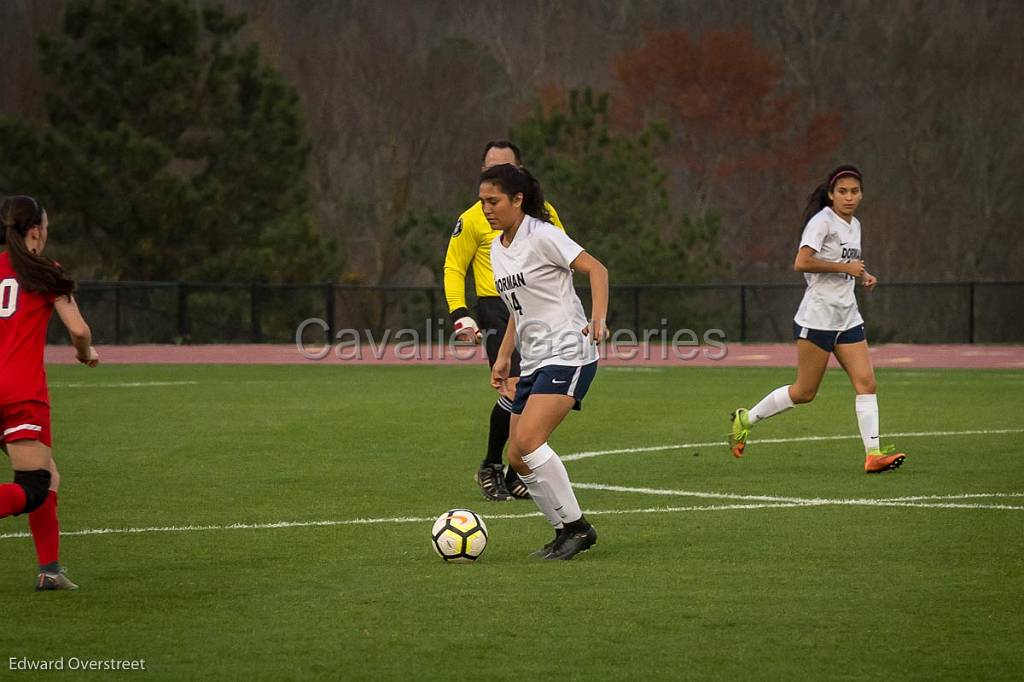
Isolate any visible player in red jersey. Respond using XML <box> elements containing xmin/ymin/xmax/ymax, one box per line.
<box><xmin>0</xmin><ymin>195</ymin><xmax>98</xmax><ymax>590</ymax></box>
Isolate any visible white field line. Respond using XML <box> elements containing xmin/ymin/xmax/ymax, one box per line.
<box><xmin>574</xmin><ymin>483</ymin><xmax>1024</xmax><ymax>511</ymax></box>
<box><xmin>2</xmin><ymin>426</ymin><xmax>1020</xmax><ymax>541</ymax></box>
<box><xmin>561</xmin><ymin>428</ymin><xmax>1024</xmax><ymax>462</ymax></box>
<box><xmin>0</xmin><ymin>515</ymin><xmax>474</xmax><ymax>540</ymax></box>
<box><xmin>50</xmin><ymin>381</ymin><xmax>199</xmax><ymax>388</ymax></box>
<box><xmin>573</xmin><ymin>483</ymin><xmax>810</xmax><ymax>504</ymax></box>
<box><xmin>2</xmin><ymin>492</ymin><xmax>1020</xmax><ymax>542</ymax></box>
<box><xmin>872</xmin><ymin>493</ymin><xmax>1024</xmax><ymax>502</ymax></box>
<box><xmin>0</xmin><ymin>504</ymin><xmax>815</xmax><ymax>541</ymax></box>
<box><xmin>872</xmin><ymin>499</ymin><xmax>1024</xmax><ymax>503</ymax></box>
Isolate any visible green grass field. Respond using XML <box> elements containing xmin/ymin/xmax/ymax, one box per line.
<box><xmin>2</xmin><ymin>364</ymin><xmax>1022</xmax><ymax>680</ymax></box>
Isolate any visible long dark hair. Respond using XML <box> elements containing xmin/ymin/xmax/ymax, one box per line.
<box><xmin>802</xmin><ymin>165</ymin><xmax>863</xmax><ymax>227</ymax></box>
<box><xmin>0</xmin><ymin>195</ymin><xmax>75</xmax><ymax>297</ymax></box>
<box><xmin>478</xmin><ymin>164</ymin><xmax>551</xmax><ymax>222</ymax></box>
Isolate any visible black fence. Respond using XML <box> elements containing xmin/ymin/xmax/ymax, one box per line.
<box><xmin>47</xmin><ymin>280</ymin><xmax>1024</xmax><ymax>345</ymax></box>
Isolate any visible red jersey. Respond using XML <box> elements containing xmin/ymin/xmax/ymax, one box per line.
<box><xmin>0</xmin><ymin>251</ymin><xmax>54</xmax><ymax>405</ymax></box>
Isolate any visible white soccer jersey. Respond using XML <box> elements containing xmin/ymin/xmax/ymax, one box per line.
<box><xmin>490</xmin><ymin>215</ymin><xmax>598</xmax><ymax>376</ymax></box>
<box><xmin>794</xmin><ymin>207</ymin><xmax>864</xmax><ymax>331</ymax></box>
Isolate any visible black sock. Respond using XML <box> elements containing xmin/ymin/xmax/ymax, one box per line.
<box><xmin>564</xmin><ymin>516</ymin><xmax>591</xmax><ymax>533</ymax></box>
<box><xmin>482</xmin><ymin>401</ymin><xmax>511</xmax><ymax>467</ymax></box>
<box><xmin>39</xmin><ymin>561</ymin><xmax>59</xmax><ymax>574</ymax></box>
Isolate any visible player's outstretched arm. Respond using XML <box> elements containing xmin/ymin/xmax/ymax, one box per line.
<box><xmin>571</xmin><ymin>251</ymin><xmax>609</xmax><ymax>342</ymax></box>
<box><xmin>54</xmin><ymin>295</ymin><xmax>98</xmax><ymax>367</ymax></box>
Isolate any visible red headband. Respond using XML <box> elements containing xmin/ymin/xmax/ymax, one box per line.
<box><xmin>829</xmin><ymin>169</ymin><xmax>861</xmax><ymax>187</ymax></box>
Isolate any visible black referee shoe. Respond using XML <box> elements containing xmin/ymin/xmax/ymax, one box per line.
<box><xmin>545</xmin><ymin>526</ymin><xmax>597</xmax><ymax>561</ymax></box>
<box><xmin>475</xmin><ymin>464</ymin><xmax>513</xmax><ymax>501</ymax></box>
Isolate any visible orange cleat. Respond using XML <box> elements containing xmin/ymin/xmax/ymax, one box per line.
<box><xmin>864</xmin><ymin>451</ymin><xmax>906</xmax><ymax>473</ymax></box>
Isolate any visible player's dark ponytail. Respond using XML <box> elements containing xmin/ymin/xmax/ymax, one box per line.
<box><xmin>518</xmin><ymin>166</ymin><xmax>551</xmax><ymax>223</ymax></box>
<box><xmin>802</xmin><ymin>165</ymin><xmax>863</xmax><ymax>228</ymax></box>
<box><xmin>0</xmin><ymin>195</ymin><xmax>75</xmax><ymax>297</ymax></box>
<box><xmin>479</xmin><ymin>164</ymin><xmax>552</xmax><ymax>223</ymax></box>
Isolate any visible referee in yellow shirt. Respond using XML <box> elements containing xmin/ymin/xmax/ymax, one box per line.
<box><xmin>443</xmin><ymin>140</ymin><xmax>565</xmax><ymax>501</ymax></box>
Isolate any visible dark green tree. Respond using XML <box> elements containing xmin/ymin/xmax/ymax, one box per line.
<box><xmin>511</xmin><ymin>88</ymin><xmax>726</xmax><ymax>285</ymax></box>
<box><xmin>0</xmin><ymin>0</ymin><xmax>338</xmax><ymax>282</ymax></box>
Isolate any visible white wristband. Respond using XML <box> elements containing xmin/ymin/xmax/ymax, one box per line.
<box><xmin>454</xmin><ymin>316</ymin><xmax>481</xmax><ymax>337</ymax></box>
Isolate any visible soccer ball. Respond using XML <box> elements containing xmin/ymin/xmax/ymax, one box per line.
<box><xmin>431</xmin><ymin>509</ymin><xmax>488</xmax><ymax>563</ymax></box>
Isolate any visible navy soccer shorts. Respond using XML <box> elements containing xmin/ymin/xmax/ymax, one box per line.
<box><xmin>509</xmin><ymin>361</ymin><xmax>598</xmax><ymax>415</ymax></box>
<box><xmin>793</xmin><ymin>322</ymin><xmax>866</xmax><ymax>353</ymax></box>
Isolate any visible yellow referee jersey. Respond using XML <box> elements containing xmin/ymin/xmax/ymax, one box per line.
<box><xmin>443</xmin><ymin>201</ymin><xmax>564</xmax><ymax>314</ymax></box>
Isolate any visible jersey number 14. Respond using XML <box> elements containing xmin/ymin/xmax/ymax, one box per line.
<box><xmin>507</xmin><ymin>291</ymin><xmax>524</xmax><ymax>315</ymax></box>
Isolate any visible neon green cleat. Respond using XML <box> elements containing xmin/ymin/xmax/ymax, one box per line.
<box><xmin>729</xmin><ymin>408</ymin><xmax>751</xmax><ymax>458</ymax></box>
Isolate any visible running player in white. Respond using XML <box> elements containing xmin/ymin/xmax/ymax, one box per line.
<box><xmin>483</xmin><ymin>163</ymin><xmax>609</xmax><ymax>560</ymax></box>
<box><xmin>729</xmin><ymin>165</ymin><xmax>906</xmax><ymax>473</ymax></box>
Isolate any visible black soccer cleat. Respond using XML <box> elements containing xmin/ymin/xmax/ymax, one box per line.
<box><xmin>475</xmin><ymin>463</ymin><xmax>513</xmax><ymax>501</ymax></box>
<box><xmin>545</xmin><ymin>526</ymin><xmax>597</xmax><ymax>561</ymax></box>
<box><xmin>505</xmin><ymin>468</ymin><xmax>531</xmax><ymax>499</ymax></box>
<box><xmin>529</xmin><ymin>527</ymin><xmax>570</xmax><ymax>558</ymax></box>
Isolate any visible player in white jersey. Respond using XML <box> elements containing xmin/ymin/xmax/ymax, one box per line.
<box><xmin>482</xmin><ymin>163</ymin><xmax>609</xmax><ymax>560</ymax></box>
<box><xmin>728</xmin><ymin>165</ymin><xmax>906</xmax><ymax>474</ymax></box>
<box><xmin>444</xmin><ymin>140</ymin><xmax>566</xmax><ymax>502</ymax></box>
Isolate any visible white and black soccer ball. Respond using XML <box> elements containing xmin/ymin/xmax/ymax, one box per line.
<box><xmin>431</xmin><ymin>509</ymin><xmax>488</xmax><ymax>563</ymax></box>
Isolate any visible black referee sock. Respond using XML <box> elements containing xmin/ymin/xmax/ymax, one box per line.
<box><xmin>482</xmin><ymin>401</ymin><xmax>511</xmax><ymax>467</ymax></box>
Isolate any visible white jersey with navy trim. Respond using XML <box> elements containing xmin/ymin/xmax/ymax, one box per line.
<box><xmin>794</xmin><ymin>207</ymin><xmax>864</xmax><ymax>331</ymax></box>
<box><xmin>489</xmin><ymin>215</ymin><xmax>598</xmax><ymax>376</ymax></box>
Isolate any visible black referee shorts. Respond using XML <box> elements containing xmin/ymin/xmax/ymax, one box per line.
<box><xmin>476</xmin><ymin>296</ymin><xmax>521</xmax><ymax>377</ymax></box>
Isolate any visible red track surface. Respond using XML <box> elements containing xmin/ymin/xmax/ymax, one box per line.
<box><xmin>44</xmin><ymin>343</ymin><xmax>1024</xmax><ymax>369</ymax></box>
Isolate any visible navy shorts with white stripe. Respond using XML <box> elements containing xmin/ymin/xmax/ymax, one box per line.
<box><xmin>509</xmin><ymin>361</ymin><xmax>598</xmax><ymax>415</ymax></box>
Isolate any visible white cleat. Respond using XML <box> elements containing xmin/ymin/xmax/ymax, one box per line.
<box><xmin>36</xmin><ymin>568</ymin><xmax>79</xmax><ymax>591</ymax></box>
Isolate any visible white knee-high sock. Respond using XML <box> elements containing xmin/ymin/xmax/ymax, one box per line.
<box><xmin>521</xmin><ymin>443</ymin><xmax>583</xmax><ymax>525</ymax></box>
<box><xmin>749</xmin><ymin>385</ymin><xmax>795</xmax><ymax>425</ymax></box>
<box><xmin>855</xmin><ymin>394</ymin><xmax>880</xmax><ymax>453</ymax></box>
<box><xmin>518</xmin><ymin>470</ymin><xmax>563</xmax><ymax>529</ymax></box>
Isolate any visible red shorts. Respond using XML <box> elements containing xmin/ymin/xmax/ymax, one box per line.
<box><xmin>0</xmin><ymin>400</ymin><xmax>52</xmax><ymax>448</ymax></box>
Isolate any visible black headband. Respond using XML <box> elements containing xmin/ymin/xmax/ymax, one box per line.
<box><xmin>26</xmin><ymin>196</ymin><xmax>43</xmax><ymax>226</ymax></box>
